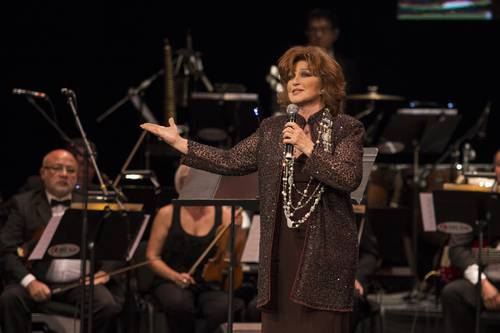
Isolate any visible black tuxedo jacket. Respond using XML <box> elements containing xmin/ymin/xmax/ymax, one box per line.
<box><xmin>0</xmin><ymin>189</ymin><xmax>116</xmax><ymax>285</ymax></box>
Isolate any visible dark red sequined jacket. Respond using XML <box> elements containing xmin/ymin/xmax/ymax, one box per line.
<box><xmin>182</xmin><ymin>111</ymin><xmax>364</xmax><ymax>311</ymax></box>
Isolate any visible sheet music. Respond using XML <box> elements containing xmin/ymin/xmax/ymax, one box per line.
<box><xmin>420</xmin><ymin>192</ymin><xmax>437</xmax><ymax>232</ymax></box>
<box><xmin>241</xmin><ymin>215</ymin><xmax>260</xmax><ymax>263</ymax></box>
<box><xmin>179</xmin><ymin>168</ymin><xmax>220</xmax><ymax>199</ymax></box>
<box><xmin>29</xmin><ymin>214</ymin><xmax>64</xmax><ymax>260</ymax></box>
<box><xmin>126</xmin><ymin>214</ymin><xmax>151</xmax><ymax>261</ymax></box>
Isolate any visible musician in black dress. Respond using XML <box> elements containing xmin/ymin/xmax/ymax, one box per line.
<box><xmin>146</xmin><ymin>165</ymin><xmax>243</xmax><ymax>333</ymax></box>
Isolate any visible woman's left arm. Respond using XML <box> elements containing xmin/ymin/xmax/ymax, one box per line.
<box><xmin>302</xmin><ymin>117</ymin><xmax>364</xmax><ymax>192</ymax></box>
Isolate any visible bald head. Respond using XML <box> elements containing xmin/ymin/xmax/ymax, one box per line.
<box><xmin>40</xmin><ymin>149</ymin><xmax>78</xmax><ymax>198</ymax></box>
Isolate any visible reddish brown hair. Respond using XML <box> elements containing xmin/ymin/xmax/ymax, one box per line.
<box><xmin>277</xmin><ymin>45</ymin><xmax>346</xmax><ymax>114</ymax></box>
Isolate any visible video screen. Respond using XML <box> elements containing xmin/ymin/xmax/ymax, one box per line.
<box><xmin>398</xmin><ymin>0</ymin><xmax>497</xmax><ymax>20</ymax></box>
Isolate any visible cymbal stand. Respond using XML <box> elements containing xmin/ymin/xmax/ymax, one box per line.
<box><xmin>355</xmin><ymin>100</ymin><xmax>376</xmax><ymax>120</ymax></box>
<box><xmin>96</xmin><ymin>70</ymin><xmax>164</xmax><ymax>124</ymax></box>
<box><xmin>174</xmin><ymin>31</ymin><xmax>214</xmax><ymax>108</ymax></box>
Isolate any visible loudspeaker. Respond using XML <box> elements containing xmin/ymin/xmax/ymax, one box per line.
<box><xmin>215</xmin><ymin>322</ymin><xmax>262</xmax><ymax>333</ymax></box>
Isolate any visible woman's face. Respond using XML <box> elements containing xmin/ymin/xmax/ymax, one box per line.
<box><xmin>287</xmin><ymin>60</ymin><xmax>323</xmax><ymax>107</ymax></box>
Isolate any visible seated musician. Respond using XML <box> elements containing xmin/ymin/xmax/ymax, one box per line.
<box><xmin>441</xmin><ymin>149</ymin><xmax>500</xmax><ymax>333</ymax></box>
<box><xmin>17</xmin><ymin>138</ymin><xmax>100</xmax><ymax>194</ymax></box>
<box><xmin>0</xmin><ymin>149</ymin><xmax>124</xmax><ymax>333</ymax></box>
<box><xmin>146</xmin><ymin>164</ymin><xmax>244</xmax><ymax>333</ymax></box>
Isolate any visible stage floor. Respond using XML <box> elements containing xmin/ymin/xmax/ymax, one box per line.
<box><xmin>365</xmin><ymin>291</ymin><xmax>442</xmax><ymax>333</ymax></box>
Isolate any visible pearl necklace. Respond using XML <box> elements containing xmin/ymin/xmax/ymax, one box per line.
<box><xmin>282</xmin><ymin>109</ymin><xmax>333</xmax><ymax>229</ymax></box>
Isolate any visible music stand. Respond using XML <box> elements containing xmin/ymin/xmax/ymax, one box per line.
<box><xmin>378</xmin><ymin>111</ymin><xmax>460</xmax><ymax>287</ymax></box>
<box><xmin>433</xmin><ymin>190</ymin><xmax>500</xmax><ymax>333</ymax></box>
<box><xmin>28</xmin><ymin>205</ymin><xmax>149</xmax><ymax>320</ymax></box>
<box><xmin>378</xmin><ymin>110</ymin><xmax>460</xmax><ymax>156</ymax></box>
<box><xmin>29</xmin><ymin>206</ymin><xmax>149</xmax><ymax>262</ymax></box>
<box><xmin>175</xmin><ymin>169</ymin><xmax>259</xmax><ymax>333</ymax></box>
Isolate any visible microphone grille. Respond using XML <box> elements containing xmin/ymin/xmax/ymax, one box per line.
<box><xmin>286</xmin><ymin>104</ymin><xmax>299</xmax><ymax>115</ymax></box>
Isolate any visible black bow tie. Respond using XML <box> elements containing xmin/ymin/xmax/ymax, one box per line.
<box><xmin>50</xmin><ymin>199</ymin><xmax>71</xmax><ymax>207</ymax></box>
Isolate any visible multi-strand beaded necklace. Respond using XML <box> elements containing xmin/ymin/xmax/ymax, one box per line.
<box><xmin>282</xmin><ymin>108</ymin><xmax>333</xmax><ymax>228</ymax></box>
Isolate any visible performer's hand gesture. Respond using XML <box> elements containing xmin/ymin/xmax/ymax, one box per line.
<box><xmin>141</xmin><ymin>118</ymin><xmax>188</xmax><ymax>154</ymax></box>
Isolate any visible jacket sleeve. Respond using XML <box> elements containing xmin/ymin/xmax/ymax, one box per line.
<box><xmin>448</xmin><ymin>232</ymin><xmax>475</xmax><ymax>272</ymax></box>
<box><xmin>302</xmin><ymin>117</ymin><xmax>364</xmax><ymax>192</ymax></box>
<box><xmin>0</xmin><ymin>198</ymin><xmax>31</xmax><ymax>283</ymax></box>
<box><xmin>181</xmin><ymin>126</ymin><xmax>260</xmax><ymax>176</ymax></box>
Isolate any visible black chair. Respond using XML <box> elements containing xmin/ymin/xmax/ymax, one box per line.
<box><xmin>480</xmin><ymin>311</ymin><xmax>500</xmax><ymax>331</ymax></box>
<box><xmin>32</xmin><ymin>301</ymin><xmax>80</xmax><ymax>333</ymax></box>
<box><xmin>132</xmin><ymin>241</ymin><xmax>245</xmax><ymax>333</ymax></box>
<box><xmin>132</xmin><ymin>241</ymin><xmax>168</xmax><ymax>333</ymax></box>
<box><xmin>132</xmin><ymin>241</ymin><xmax>205</xmax><ymax>333</ymax></box>
<box><xmin>0</xmin><ymin>278</ymin><xmax>80</xmax><ymax>333</ymax></box>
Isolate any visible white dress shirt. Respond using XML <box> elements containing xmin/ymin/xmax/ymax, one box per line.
<box><xmin>20</xmin><ymin>192</ymin><xmax>88</xmax><ymax>288</ymax></box>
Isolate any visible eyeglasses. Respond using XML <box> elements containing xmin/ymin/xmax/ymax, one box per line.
<box><xmin>307</xmin><ymin>27</ymin><xmax>333</xmax><ymax>35</ymax></box>
<box><xmin>43</xmin><ymin>165</ymin><xmax>77</xmax><ymax>175</ymax></box>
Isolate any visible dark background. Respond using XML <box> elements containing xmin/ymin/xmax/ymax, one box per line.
<box><xmin>1</xmin><ymin>2</ymin><xmax>499</xmax><ymax>200</ymax></box>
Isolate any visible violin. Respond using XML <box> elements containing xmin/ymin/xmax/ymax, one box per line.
<box><xmin>202</xmin><ymin>210</ymin><xmax>248</xmax><ymax>291</ymax></box>
<box><xmin>184</xmin><ymin>207</ymin><xmax>247</xmax><ymax>290</ymax></box>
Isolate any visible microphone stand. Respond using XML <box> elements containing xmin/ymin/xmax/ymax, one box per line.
<box><xmin>24</xmin><ymin>96</ymin><xmax>73</xmax><ymax>145</ymax></box>
<box><xmin>96</xmin><ymin>69</ymin><xmax>164</xmax><ymax>124</ymax></box>
<box><xmin>63</xmin><ymin>89</ymin><xmax>111</xmax><ymax>333</ymax></box>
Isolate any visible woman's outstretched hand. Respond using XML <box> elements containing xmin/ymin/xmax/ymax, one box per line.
<box><xmin>141</xmin><ymin>118</ymin><xmax>188</xmax><ymax>154</ymax></box>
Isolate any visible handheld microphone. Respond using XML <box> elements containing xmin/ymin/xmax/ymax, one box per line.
<box><xmin>284</xmin><ymin>104</ymin><xmax>299</xmax><ymax>160</ymax></box>
<box><xmin>12</xmin><ymin>88</ymin><xmax>47</xmax><ymax>99</ymax></box>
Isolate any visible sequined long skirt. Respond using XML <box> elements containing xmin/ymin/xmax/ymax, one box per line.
<box><xmin>262</xmin><ymin>158</ymin><xmax>350</xmax><ymax>333</ymax></box>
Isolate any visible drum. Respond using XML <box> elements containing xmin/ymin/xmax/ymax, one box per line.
<box><xmin>422</xmin><ymin>164</ymin><xmax>455</xmax><ymax>192</ymax></box>
<box><xmin>367</xmin><ymin>164</ymin><xmax>409</xmax><ymax>208</ymax></box>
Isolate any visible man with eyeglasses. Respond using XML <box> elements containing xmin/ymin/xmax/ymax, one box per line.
<box><xmin>266</xmin><ymin>8</ymin><xmax>362</xmax><ymax>115</ymax></box>
<box><xmin>305</xmin><ymin>8</ymin><xmax>362</xmax><ymax>94</ymax></box>
<box><xmin>0</xmin><ymin>149</ymin><xmax>123</xmax><ymax>333</ymax></box>
<box><xmin>17</xmin><ymin>138</ymin><xmax>100</xmax><ymax>194</ymax></box>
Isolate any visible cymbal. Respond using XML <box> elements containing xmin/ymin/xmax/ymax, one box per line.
<box><xmin>347</xmin><ymin>92</ymin><xmax>404</xmax><ymax>101</ymax></box>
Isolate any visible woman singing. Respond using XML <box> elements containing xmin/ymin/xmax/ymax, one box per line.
<box><xmin>141</xmin><ymin>45</ymin><xmax>364</xmax><ymax>333</ymax></box>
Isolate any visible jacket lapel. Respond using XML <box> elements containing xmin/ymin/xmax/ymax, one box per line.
<box><xmin>35</xmin><ymin>191</ymin><xmax>52</xmax><ymax>226</ymax></box>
